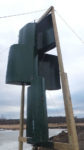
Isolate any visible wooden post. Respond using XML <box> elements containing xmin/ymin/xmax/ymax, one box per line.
<box><xmin>19</xmin><ymin>85</ymin><xmax>25</xmax><ymax>150</ymax></box>
<box><xmin>51</xmin><ymin>7</ymin><xmax>64</xmax><ymax>73</ymax></box>
<box><xmin>61</xmin><ymin>73</ymin><xmax>79</xmax><ymax>150</ymax></box>
<box><xmin>51</xmin><ymin>7</ymin><xmax>79</xmax><ymax>150</ymax></box>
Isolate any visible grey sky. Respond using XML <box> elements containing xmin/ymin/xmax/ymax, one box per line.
<box><xmin>0</xmin><ymin>0</ymin><xmax>84</xmax><ymax>118</ymax></box>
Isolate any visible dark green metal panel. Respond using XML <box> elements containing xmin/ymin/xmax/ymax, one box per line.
<box><xmin>6</xmin><ymin>44</ymin><xmax>37</xmax><ymax>85</ymax></box>
<box><xmin>19</xmin><ymin>23</ymin><xmax>36</xmax><ymax>47</ymax></box>
<box><xmin>36</xmin><ymin>14</ymin><xmax>56</xmax><ymax>53</ymax></box>
<box><xmin>26</xmin><ymin>86</ymin><xmax>33</xmax><ymax>137</ymax></box>
<box><xmin>38</xmin><ymin>54</ymin><xmax>61</xmax><ymax>90</ymax></box>
<box><xmin>26</xmin><ymin>77</ymin><xmax>48</xmax><ymax>145</ymax></box>
<box><xmin>19</xmin><ymin>17</ymin><xmax>56</xmax><ymax>54</ymax></box>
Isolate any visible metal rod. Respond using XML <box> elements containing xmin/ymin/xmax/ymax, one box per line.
<box><xmin>19</xmin><ymin>85</ymin><xmax>25</xmax><ymax>150</ymax></box>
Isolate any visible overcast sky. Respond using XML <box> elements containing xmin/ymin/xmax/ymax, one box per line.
<box><xmin>0</xmin><ymin>0</ymin><xmax>84</xmax><ymax>119</ymax></box>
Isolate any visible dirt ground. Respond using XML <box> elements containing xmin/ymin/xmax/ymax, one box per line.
<box><xmin>50</xmin><ymin>127</ymin><xmax>84</xmax><ymax>150</ymax></box>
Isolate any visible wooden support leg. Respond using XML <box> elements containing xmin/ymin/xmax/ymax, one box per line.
<box><xmin>61</xmin><ymin>72</ymin><xmax>79</xmax><ymax>150</ymax></box>
<box><xmin>19</xmin><ymin>85</ymin><xmax>25</xmax><ymax>150</ymax></box>
<box><xmin>51</xmin><ymin>7</ymin><xmax>79</xmax><ymax>150</ymax></box>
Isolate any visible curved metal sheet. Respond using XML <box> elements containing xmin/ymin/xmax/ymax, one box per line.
<box><xmin>38</xmin><ymin>54</ymin><xmax>61</xmax><ymax>90</ymax></box>
<box><xmin>36</xmin><ymin>14</ymin><xmax>56</xmax><ymax>53</ymax></box>
<box><xmin>6</xmin><ymin>44</ymin><xmax>37</xmax><ymax>85</ymax></box>
<box><xmin>26</xmin><ymin>77</ymin><xmax>48</xmax><ymax>144</ymax></box>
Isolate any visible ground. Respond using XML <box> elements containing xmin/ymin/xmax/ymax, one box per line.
<box><xmin>50</xmin><ymin>127</ymin><xmax>84</xmax><ymax>150</ymax></box>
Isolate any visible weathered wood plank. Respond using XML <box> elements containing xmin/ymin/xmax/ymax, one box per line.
<box><xmin>18</xmin><ymin>136</ymin><xmax>27</xmax><ymax>143</ymax></box>
<box><xmin>19</xmin><ymin>85</ymin><xmax>25</xmax><ymax>150</ymax></box>
<box><xmin>53</xmin><ymin>142</ymin><xmax>72</xmax><ymax>150</ymax></box>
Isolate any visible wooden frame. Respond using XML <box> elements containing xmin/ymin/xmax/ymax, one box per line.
<box><xmin>18</xmin><ymin>6</ymin><xmax>79</xmax><ymax>150</ymax></box>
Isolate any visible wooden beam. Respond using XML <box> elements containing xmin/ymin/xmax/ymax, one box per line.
<box><xmin>61</xmin><ymin>73</ymin><xmax>79</xmax><ymax>150</ymax></box>
<box><xmin>19</xmin><ymin>85</ymin><xmax>25</xmax><ymax>150</ymax></box>
<box><xmin>38</xmin><ymin>142</ymin><xmax>72</xmax><ymax>150</ymax></box>
<box><xmin>51</xmin><ymin>7</ymin><xmax>64</xmax><ymax>73</ymax></box>
<box><xmin>18</xmin><ymin>136</ymin><xmax>27</xmax><ymax>143</ymax></box>
<box><xmin>53</xmin><ymin>142</ymin><xmax>72</xmax><ymax>150</ymax></box>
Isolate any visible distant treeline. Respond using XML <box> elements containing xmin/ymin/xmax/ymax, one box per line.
<box><xmin>48</xmin><ymin>117</ymin><xmax>84</xmax><ymax>123</ymax></box>
<box><xmin>0</xmin><ymin>117</ymin><xmax>84</xmax><ymax>125</ymax></box>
